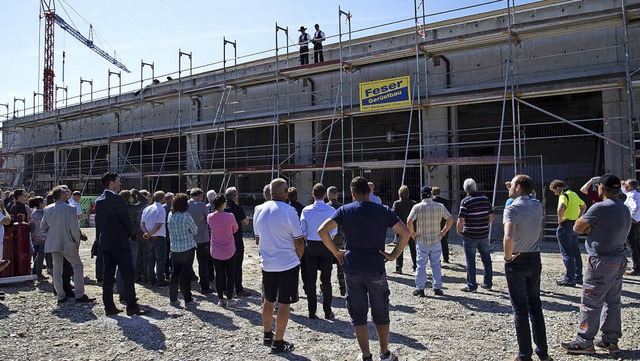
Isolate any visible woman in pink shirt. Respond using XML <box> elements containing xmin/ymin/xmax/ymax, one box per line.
<box><xmin>208</xmin><ymin>194</ymin><xmax>239</xmax><ymax>306</ymax></box>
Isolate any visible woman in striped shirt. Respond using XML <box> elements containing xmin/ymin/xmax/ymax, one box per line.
<box><xmin>167</xmin><ymin>193</ymin><xmax>198</xmax><ymax>305</ymax></box>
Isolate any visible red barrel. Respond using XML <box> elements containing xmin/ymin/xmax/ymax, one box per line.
<box><xmin>0</xmin><ymin>224</ymin><xmax>15</xmax><ymax>277</ymax></box>
<box><xmin>13</xmin><ymin>214</ymin><xmax>31</xmax><ymax>276</ymax></box>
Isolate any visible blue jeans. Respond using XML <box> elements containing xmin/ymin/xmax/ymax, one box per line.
<box><xmin>416</xmin><ymin>242</ymin><xmax>442</xmax><ymax>290</ymax></box>
<box><xmin>505</xmin><ymin>252</ymin><xmax>549</xmax><ymax>361</ymax></box>
<box><xmin>117</xmin><ymin>240</ymin><xmax>138</xmax><ymax>294</ymax></box>
<box><xmin>462</xmin><ymin>236</ymin><xmax>493</xmax><ymax>290</ymax></box>
<box><xmin>556</xmin><ymin>220</ymin><xmax>583</xmax><ymax>283</ymax></box>
<box><xmin>147</xmin><ymin>236</ymin><xmax>167</xmax><ymax>283</ymax></box>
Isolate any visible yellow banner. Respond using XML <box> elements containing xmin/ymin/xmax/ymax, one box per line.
<box><xmin>359</xmin><ymin>76</ymin><xmax>411</xmax><ymax>112</ymax></box>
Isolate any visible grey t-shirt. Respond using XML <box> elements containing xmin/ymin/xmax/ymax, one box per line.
<box><xmin>581</xmin><ymin>198</ymin><xmax>630</xmax><ymax>257</ymax></box>
<box><xmin>503</xmin><ymin>196</ymin><xmax>543</xmax><ymax>253</ymax></box>
<box><xmin>187</xmin><ymin>199</ymin><xmax>209</xmax><ymax>244</ymax></box>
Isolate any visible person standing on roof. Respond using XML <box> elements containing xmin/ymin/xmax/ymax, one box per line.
<box><xmin>298</xmin><ymin>26</ymin><xmax>311</xmax><ymax>65</ymax></box>
<box><xmin>312</xmin><ymin>24</ymin><xmax>325</xmax><ymax>63</ymax></box>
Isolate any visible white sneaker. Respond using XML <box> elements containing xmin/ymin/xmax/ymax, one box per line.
<box><xmin>380</xmin><ymin>351</ymin><xmax>398</xmax><ymax>361</ymax></box>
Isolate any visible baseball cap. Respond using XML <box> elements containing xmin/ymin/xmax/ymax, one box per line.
<box><xmin>597</xmin><ymin>174</ymin><xmax>621</xmax><ymax>190</ymax></box>
<box><xmin>420</xmin><ymin>186</ymin><xmax>432</xmax><ymax>197</ymax></box>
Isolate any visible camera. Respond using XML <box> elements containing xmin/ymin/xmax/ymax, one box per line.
<box><xmin>592</xmin><ymin>176</ymin><xmax>601</xmax><ymax>191</ymax></box>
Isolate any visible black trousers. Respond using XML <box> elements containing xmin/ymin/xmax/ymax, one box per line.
<box><xmin>304</xmin><ymin>241</ymin><xmax>333</xmax><ymax>316</ymax></box>
<box><xmin>628</xmin><ymin>222</ymin><xmax>640</xmax><ymax>271</ymax></box>
<box><xmin>214</xmin><ymin>256</ymin><xmax>236</xmax><ymax>300</ymax></box>
<box><xmin>54</xmin><ymin>257</ymin><xmax>74</xmax><ymax>297</ymax></box>
<box><xmin>170</xmin><ymin>248</ymin><xmax>195</xmax><ymax>302</ymax></box>
<box><xmin>234</xmin><ymin>237</ymin><xmax>245</xmax><ymax>292</ymax></box>
<box><xmin>300</xmin><ymin>47</ymin><xmax>309</xmax><ymax>65</ymax></box>
<box><xmin>195</xmin><ymin>242</ymin><xmax>212</xmax><ymax>292</ymax></box>
<box><xmin>441</xmin><ymin>232</ymin><xmax>450</xmax><ymax>262</ymax></box>
<box><xmin>396</xmin><ymin>238</ymin><xmax>417</xmax><ymax>270</ymax></box>
<box><xmin>103</xmin><ymin>247</ymin><xmax>138</xmax><ymax>312</ymax></box>
<box><xmin>135</xmin><ymin>235</ymin><xmax>148</xmax><ymax>280</ymax></box>
<box><xmin>314</xmin><ymin>44</ymin><xmax>324</xmax><ymax>63</ymax></box>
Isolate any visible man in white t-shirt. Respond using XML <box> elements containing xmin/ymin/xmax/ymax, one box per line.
<box><xmin>253</xmin><ymin>178</ymin><xmax>304</xmax><ymax>354</ymax></box>
<box><xmin>140</xmin><ymin>191</ymin><xmax>168</xmax><ymax>286</ymax></box>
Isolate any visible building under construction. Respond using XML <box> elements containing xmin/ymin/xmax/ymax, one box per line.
<box><xmin>1</xmin><ymin>0</ymin><xmax>639</xmax><ymax>215</ymax></box>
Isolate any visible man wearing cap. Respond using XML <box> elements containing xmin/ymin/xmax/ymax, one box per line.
<box><xmin>312</xmin><ymin>24</ymin><xmax>325</xmax><ymax>63</ymax></box>
<box><xmin>561</xmin><ymin>174</ymin><xmax>630</xmax><ymax>355</ymax></box>
<box><xmin>298</xmin><ymin>26</ymin><xmax>311</xmax><ymax>65</ymax></box>
<box><xmin>503</xmin><ymin>175</ymin><xmax>552</xmax><ymax>361</ymax></box>
<box><xmin>549</xmin><ymin>179</ymin><xmax>586</xmax><ymax>286</ymax></box>
<box><xmin>406</xmin><ymin>186</ymin><xmax>453</xmax><ymax>297</ymax></box>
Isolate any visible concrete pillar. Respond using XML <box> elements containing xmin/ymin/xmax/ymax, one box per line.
<box><xmin>424</xmin><ymin>107</ymin><xmax>448</xmax><ymax>188</ymax></box>
<box><xmin>602</xmin><ymin>89</ymin><xmax>634</xmax><ymax>179</ymax></box>
<box><xmin>294</xmin><ymin>121</ymin><xmax>314</xmax><ymax>204</ymax></box>
<box><xmin>109</xmin><ymin>143</ymin><xmax>119</xmax><ymax>172</ymax></box>
<box><xmin>186</xmin><ymin>134</ymin><xmax>201</xmax><ymax>189</ymax></box>
<box><xmin>53</xmin><ymin>149</ymin><xmax>60</xmax><ymax>181</ymax></box>
<box><xmin>423</xmin><ymin>106</ymin><xmax>459</xmax><ymax>204</ymax></box>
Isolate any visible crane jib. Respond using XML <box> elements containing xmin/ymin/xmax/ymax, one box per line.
<box><xmin>53</xmin><ymin>13</ymin><xmax>130</xmax><ymax>73</ymax></box>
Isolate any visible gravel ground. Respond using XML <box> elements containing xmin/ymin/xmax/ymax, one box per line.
<box><xmin>0</xmin><ymin>228</ymin><xmax>639</xmax><ymax>361</ymax></box>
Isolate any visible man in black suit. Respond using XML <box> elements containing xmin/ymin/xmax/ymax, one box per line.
<box><xmin>95</xmin><ymin>172</ymin><xmax>150</xmax><ymax>316</ymax></box>
<box><xmin>432</xmin><ymin>187</ymin><xmax>453</xmax><ymax>263</ymax></box>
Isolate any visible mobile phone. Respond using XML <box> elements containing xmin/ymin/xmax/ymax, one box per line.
<box><xmin>592</xmin><ymin>177</ymin><xmax>601</xmax><ymax>191</ymax></box>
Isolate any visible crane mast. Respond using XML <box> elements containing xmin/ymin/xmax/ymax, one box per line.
<box><xmin>43</xmin><ymin>5</ymin><xmax>55</xmax><ymax>112</ymax></box>
<box><xmin>41</xmin><ymin>0</ymin><xmax>130</xmax><ymax>112</ymax></box>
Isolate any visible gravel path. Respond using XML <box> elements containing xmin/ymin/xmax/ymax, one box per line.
<box><xmin>0</xmin><ymin>228</ymin><xmax>639</xmax><ymax>360</ymax></box>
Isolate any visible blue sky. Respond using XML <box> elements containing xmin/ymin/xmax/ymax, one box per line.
<box><xmin>0</xmin><ymin>0</ymin><xmax>536</xmax><ymax>117</ymax></box>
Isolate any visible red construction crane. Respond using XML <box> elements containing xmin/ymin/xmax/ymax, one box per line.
<box><xmin>41</xmin><ymin>0</ymin><xmax>130</xmax><ymax>111</ymax></box>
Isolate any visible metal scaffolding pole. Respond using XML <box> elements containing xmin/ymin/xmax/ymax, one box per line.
<box><xmin>107</xmin><ymin>69</ymin><xmax>122</xmax><ymax>107</ymax></box>
<box><xmin>178</xmin><ymin>49</ymin><xmax>192</xmax><ymax>191</ymax></box>
<box><xmin>274</xmin><ymin>23</ymin><xmax>288</xmax><ymax>179</ymax></box>
<box><xmin>419</xmin><ymin>0</ymin><xmax>426</xmax><ymax>187</ymax></box>
<box><xmin>55</xmin><ymin>85</ymin><xmax>67</xmax><ymax>109</ymax></box>
<box><xmin>223</xmin><ymin>39</ymin><xmax>236</xmax><ymax>180</ymax></box>
<box><xmin>508</xmin><ymin>0</ymin><xmax>518</xmax><ymax>174</ymax></box>
<box><xmin>488</xmin><ymin>0</ymin><xmax>515</xmax><ymax>242</ymax></box>
<box><xmin>515</xmin><ymin>97</ymin><xmax>632</xmax><ymax>151</ymax></box>
<box><xmin>621</xmin><ymin>0</ymin><xmax>639</xmax><ymax>176</ymax></box>
<box><xmin>79</xmin><ymin>77</ymin><xmax>93</xmax><ymax>107</ymax></box>
<box><xmin>339</xmin><ymin>7</ymin><xmax>351</xmax><ymax>203</ymax></box>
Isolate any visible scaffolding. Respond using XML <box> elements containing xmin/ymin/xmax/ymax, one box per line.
<box><xmin>0</xmin><ymin>0</ymin><xmax>638</xmax><ymax>214</ymax></box>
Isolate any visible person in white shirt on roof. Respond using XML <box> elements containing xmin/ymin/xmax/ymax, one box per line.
<box><xmin>312</xmin><ymin>24</ymin><xmax>325</xmax><ymax>63</ymax></box>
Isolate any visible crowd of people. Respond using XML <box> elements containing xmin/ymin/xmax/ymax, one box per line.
<box><xmin>0</xmin><ymin>171</ymin><xmax>637</xmax><ymax>360</ymax></box>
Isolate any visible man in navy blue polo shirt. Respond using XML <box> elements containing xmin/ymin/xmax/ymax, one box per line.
<box><xmin>318</xmin><ymin>176</ymin><xmax>411</xmax><ymax>361</ymax></box>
